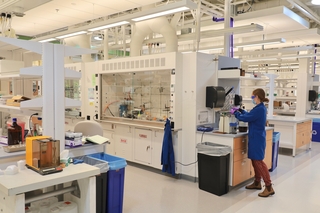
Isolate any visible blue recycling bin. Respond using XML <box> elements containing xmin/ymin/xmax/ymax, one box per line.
<box><xmin>312</xmin><ymin>118</ymin><xmax>320</xmax><ymax>142</ymax></box>
<box><xmin>88</xmin><ymin>153</ymin><xmax>127</xmax><ymax>213</ymax></box>
<box><xmin>269</xmin><ymin>132</ymin><xmax>280</xmax><ymax>172</ymax></box>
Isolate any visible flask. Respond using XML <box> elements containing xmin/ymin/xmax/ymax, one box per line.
<box><xmin>7</xmin><ymin>117</ymin><xmax>25</xmax><ymax>142</ymax></box>
<box><xmin>7</xmin><ymin>118</ymin><xmax>22</xmax><ymax>145</ymax></box>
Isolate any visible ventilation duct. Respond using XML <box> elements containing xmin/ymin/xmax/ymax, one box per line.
<box><xmin>130</xmin><ymin>16</ymin><xmax>178</xmax><ymax>57</ymax></box>
<box><xmin>64</xmin><ymin>34</ymin><xmax>93</xmax><ymax>62</ymax></box>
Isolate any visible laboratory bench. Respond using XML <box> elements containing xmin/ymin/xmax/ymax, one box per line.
<box><xmin>196</xmin><ymin>127</ymin><xmax>274</xmax><ymax>187</ymax></box>
<box><xmin>267</xmin><ymin>116</ymin><xmax>312</xmax><ymax>157</ymax></box>
<box><xmin>0</xmin><ymin>163</ymin><xmax>99</xmax><ymax>213</ymax></box>
<box><xmin>0</xmin><ymin>143</ymin><xmax>105</xmax><ymax>169</ymax></box>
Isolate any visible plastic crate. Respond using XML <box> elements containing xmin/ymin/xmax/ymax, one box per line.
<box><xmin>88</xmin><ymin>153</ymin><xmax>127</xmax><ymax>213</ymax></box>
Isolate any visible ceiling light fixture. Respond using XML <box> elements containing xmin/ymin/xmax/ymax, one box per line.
<box><xmin>56</xmin><ymin>31</ymin><xmax>87</xmax><ymax>39</ymax></box>
<box><xmin>235</xmin><ymin>38</ymin><xmax>286</xmax><ymax>48</ymax></box>
<box><xmin>132</xmin><ymin>0</ymin><xmax>197</xmax><ymax>22</ymax></box>
<box><xmin>39</xmin><ymin>38</ymin><xmax>56</xmax><ymax>43</ymax></box>
<box><xmin>88</xmin><ymin>21</ymin><xmax>129</xmax><ymax>32</ymax></box>
<box><xmin>311</xmin><ymin>0</ymin><xmax>320</xmax><ymax>5</ymax></box>
<box><xmin>132</xmin><ymin>7</ymin><xmax>190</xmax><ymax>22</ymax></box>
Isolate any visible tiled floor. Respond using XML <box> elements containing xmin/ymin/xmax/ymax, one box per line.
<box><xmin>123</xmin><ymin>142</ymin><xmax>320</xmax><ymax>213</ymax></box>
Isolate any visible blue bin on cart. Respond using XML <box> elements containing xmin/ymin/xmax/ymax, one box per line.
<box><xmin>269</xmin><ymin>132</ymin><xmax>280</xmax><ymax>172</ymax></box>
<box><xmin>312</xmin><ymin>118</ymin><xmax>320</xmax><ymax>142</ymax></box>
<box><xmin>88</xmin><ymin>153</ymin><xmax>127</xmax><ymax>213</ymax></box>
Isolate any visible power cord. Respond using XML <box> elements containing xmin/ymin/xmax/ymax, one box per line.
<box><xmin>29</xmin><ymin>113</ymin><xmax>38</xmax><ymax>136</ymax></box>
<box><xmin>173</xmin><ymin>130</ymin><xmax>206</xmax><ymax>167</ymax></box>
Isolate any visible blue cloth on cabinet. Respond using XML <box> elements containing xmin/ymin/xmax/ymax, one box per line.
<box><xmin>234</xmin><ymin>103</ymin><xmax>267</xmax><ymax>160</ymax></box>
<box><xmin>161</xmin><ymin>119</ymin><xmax>175</xmax><ymax>176</ymax></box>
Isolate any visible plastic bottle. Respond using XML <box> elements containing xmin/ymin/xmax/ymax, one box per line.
<box><xmin>7</xmin><ymin>118</ymin><xmax>22</xmax><ymax>145</ymax></box>
<box><xmin>37</xmin><ymin>117</ymin><xmax>43</xmax><ymax>136</ymax></box>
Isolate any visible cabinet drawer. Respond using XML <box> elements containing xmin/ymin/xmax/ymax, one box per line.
<box><xmin>233</xmin><ymin>158</ymin><xmax>251</xmax><ymax>186</ymax></box>
<box><xmin>233</xmin><ymin>148</ymin><xmax>247</xmax><ymax>162</ymax></box>
<box><xmin>266</xmin><ymin>129</ymin><xmax>272</xmax><ymax>141</ymax></box>
<box><xmin>297</xmin><ymin>121</ymin><xmax>311</xmax><ymax>133</ymax></box>
<box><xmin>233</xmin><ymin>136</ymin><xmax>247</xmax><ymax>150</ymax></box>
<box><xmin>296</xmin><ymin>131</ymin><xmax>310</xmax><ymax>148</ymax></box>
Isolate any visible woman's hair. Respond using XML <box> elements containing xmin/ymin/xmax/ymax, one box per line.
<box><xmin>253</xmin><ymin>88</ymin><xmax>269</xmax><ymax>103</ymax></box>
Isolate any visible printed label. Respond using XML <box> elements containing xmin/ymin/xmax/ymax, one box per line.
<box><xmin>139</xmin><ymin>134</ymin><xmax>147</xmax><ymax>139</ymax></box>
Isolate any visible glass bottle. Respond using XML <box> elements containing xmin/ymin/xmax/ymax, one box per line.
<box><xmin>7</xmin><ymin>118</ymin><xmax>22</xmax><ymax>145</ymax></box>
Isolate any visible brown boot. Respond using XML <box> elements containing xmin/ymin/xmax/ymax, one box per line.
<box><xmin>245</xmin><ymin>181</ymin><xmax>262</xmax><ymax>190</ymax></box>
<box><xmin>258</xmin><ymin>185</ymin><xmax>275</xmax><ymax>197</ymax></box>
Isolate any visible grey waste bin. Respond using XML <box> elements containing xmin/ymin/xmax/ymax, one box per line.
<box><xmin>73</xmin><ymin>156</ymin><xmax>109</xmax><ymax>213</ymax></box>
<box><xmin>196</xmin><ymin>142</ymin><xmax>231</xmax><ymax>196</ymax></box>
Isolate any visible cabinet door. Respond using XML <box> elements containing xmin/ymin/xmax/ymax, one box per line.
<box><xmin>233</xmin><ymin>158</ymin><xmax>251</xmax><ymax>186</ymax></box>
<box><xmin>114</xmin><ymin>124</ymin><xmax>133</xmax><ymax>161</ymax></box>
<box><xmin>133</xmin><ymin>128</ymin><xmax>152</xmax><ymax>165</ymax></box>
<box><xmin>103</xmin><ymin>130</ymin><xmax>115</xmax><ymax>155</ymax></box>
<box><xmin>152</xmin><ymin>130</ymin><xmax>164</xmax><ymax>170</ymax></box>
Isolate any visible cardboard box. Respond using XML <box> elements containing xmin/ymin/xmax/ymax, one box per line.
<box><xmin>6</xmin><ymin>95</ymin><xmax>30</xmax><ymax>107</ymax></box>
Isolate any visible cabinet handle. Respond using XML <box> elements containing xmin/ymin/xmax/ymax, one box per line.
<box><xmin>242</xmin><ymin>150</ymin><xmax>245</xmax><ymax>155</ymax></box>
<box><xmin>242</xmin><ymin>160</ymin><xmax>246</xmax><ymax>165</ymax></box>
<box><xmin>146</xmin><ymin>146</ymin><xmax>150</xmax><ymax>151</ymax></box>
<box><xmin>242</xmin><ymin>138</ymin><xmax>246</xmax><ymax>143</ymax></box>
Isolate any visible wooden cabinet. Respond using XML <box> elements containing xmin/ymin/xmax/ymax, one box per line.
<box><xmin>232</xmin><ymin>129</ymin><xmax>273</xmax><ymax>186</ymax></box>
<box><xmin>264</xmin><ymin>130</ymin><xmax>273</xmax><ymax>169</ymax></box>
<box><xmin>296</xmin><ymin>120</ymin><xmax>311</xmax><ymax>148</ymax></box>
<box><xmin>233</xmin><ymin>135</ymin><xmax>250</xmax><ymax>186</ymax></box>
<box><xmin>268</xmin><ymin>118</ymin><xmax>312</xmax><ymax>156</ymax></box>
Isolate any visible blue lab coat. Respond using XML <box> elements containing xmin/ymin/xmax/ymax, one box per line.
<box><xmin>161</xmin><ymin>119</ymin><xmax>175</xmax><ymax>176</ymax></box>
<box><xmin>234</xmin><ymin>103</ymin><xmax>267</xmax><ymax>160</ymax></box>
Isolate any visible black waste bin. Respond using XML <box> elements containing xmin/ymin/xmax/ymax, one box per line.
<box><xmin>73</xmin><ymin>155</ymin><xmax>109</xmax><ymax>213</ymax></box>
<box><xmin>196</xmin><ymin>142</ymin><xmax>231</xmax><ymax>196</ymax></box>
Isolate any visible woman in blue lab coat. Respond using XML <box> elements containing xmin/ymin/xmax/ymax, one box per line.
<box><xmin>233</xmin><ymin>88</ymin><xmax>275</xmax><ymax>197</ymax></box>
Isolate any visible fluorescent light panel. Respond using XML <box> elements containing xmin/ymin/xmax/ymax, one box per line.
<box><xmin>56</xmin><ymin>31</ymin><xmax>87</xmax><ymax>39</ymax></box>
<box><xmin>39</xmin><ymin>38</ymin><xmax>56</xmax><ymax>43</ymax></box>
<box><xmin>235</xmin><ymin>38</ymin><xmax>286</xmax><ymax>48</ymax></box>
<box><xmin>88</xmin><ymin>21</ymin><xmax>129</xmax><ymax>32</ymax></box>
<box><xmin>132</xmin><ymin>7</ymin><xmax>190</xmax><ymax>22</ymax></box>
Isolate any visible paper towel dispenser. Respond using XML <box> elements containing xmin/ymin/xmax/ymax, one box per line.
<box><xmin>309</xmin><ymin>90</ymin><xmax>318</xmax><ymax>102</ymax></box>
<box><xmin>234</xmin><ymin>94</ymin><xmax>242</xmax><ymax>106</ymax></box>
<box><xmin>206</xmin><ymin>86</ymin><xmax>225</xmax><ymax>108</ymax></box>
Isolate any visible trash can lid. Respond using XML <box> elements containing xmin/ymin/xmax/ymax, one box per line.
<box><xmin>196</xmin><ymin>142</ymin><xmax>232</xmax><ymax>156</ymax></box>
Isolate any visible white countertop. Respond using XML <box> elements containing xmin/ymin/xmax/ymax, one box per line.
<box><xmin>0</xmin><ymin>145</ymin><xmax>25</xmax><ymax>159</ymax></box>
<box><xmin>267</xmin><ymin>116</ymin><xmax>312</xmax><ymax>123</ymax></box>
<box><xmin>99</xmin><ymin>118</ymin><xmax>165</xmax><ymax>130</ymax></box>
<box><xmin>0</xmin><ymin>163</ymin><xmax>100</xmax><ymax>196</ymax></box>
<box><xmin>197</xmin><ymin>127</ymin><xmax>274</xmax><ymax>138</ymax></box>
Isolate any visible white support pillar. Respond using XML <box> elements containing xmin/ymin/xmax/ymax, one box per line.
<box><xmin>54</xmin><ymin>44</ymin><xmax>66</xmax><ymax>148</ymax></box>
<box><xmin>42</xmin><ymin>43</ymin><xmax>55</xmax><ymax>138</ymax></box>
<box><xmin>224</xmin><ymin>0</ymin><xmax>231</xmax><ymax>57</ymax></box>
<box><xmin>296</xmin><ymin>58</ymin><xmax>310</xmax><ymax>117</ymax></box>
<box><xmin>104</xmin><ymin>29</ymin><xmax>108</xmax><ymax>60</ymax></box>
